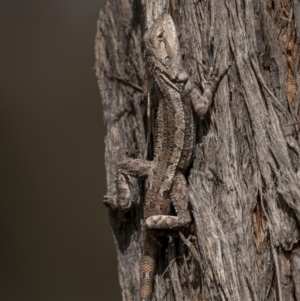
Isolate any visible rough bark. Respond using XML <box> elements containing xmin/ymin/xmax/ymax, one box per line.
<box><xmin>95</xmin><ymin>0</ymin><xmax>300</xmax><ymax>300</ymax></box>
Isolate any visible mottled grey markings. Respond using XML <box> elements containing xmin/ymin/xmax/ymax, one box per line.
<box><xmin>104</xmin><ymin>13</ymin><xmax>227</xmax><ymax>301</ymax></box>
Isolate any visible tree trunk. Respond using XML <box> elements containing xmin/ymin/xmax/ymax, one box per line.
<box><xmin>95</xmin><ymin>0</ymin><xmax>300</xmax><ymax>300</ymax></box>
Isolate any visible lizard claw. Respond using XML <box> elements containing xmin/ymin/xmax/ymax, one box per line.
<box><xmin>214</xmin><ymin>64</ymin><xmax>230</xmax><ymax>83</ymax></box>
<box><xmin>103</xmin><ymin>195</ymin><xmax>117</xmax><ymax>209</ymax></box>
<box><xmin>208</xmin><ymin>66</ymin><xmax>214</xmax><ymax>78</ymax></box>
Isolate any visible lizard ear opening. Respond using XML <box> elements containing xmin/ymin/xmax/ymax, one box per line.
<box><xmin>165</xmin><ymin>56</ymin><xmax>171</xmax><ymax>64</ymax></box>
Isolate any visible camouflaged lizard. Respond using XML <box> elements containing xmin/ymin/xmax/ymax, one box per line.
<box><xmin>104</xmin><ymin>13</ymin><xmax>227</xmax><ymax>301</ymax></box>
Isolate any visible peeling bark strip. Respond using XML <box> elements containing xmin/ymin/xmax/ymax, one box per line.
<box><xmin>95</xmin><ymin>0</ymin><xmax>300</xmax><ymax>300</ymax></box>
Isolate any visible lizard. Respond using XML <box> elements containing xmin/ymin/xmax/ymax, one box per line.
<box><xmin>104</xmin><ymin>13</ymin><xmax>227</xmax><ymax>301</ymax></box>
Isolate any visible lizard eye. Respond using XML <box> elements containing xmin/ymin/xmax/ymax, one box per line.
<box><xmin>157</xmin><ymin>31</ymin><xmax>164</xmax><ymax>39</ymax></box>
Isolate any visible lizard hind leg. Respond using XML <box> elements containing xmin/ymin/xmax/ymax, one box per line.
<box><xmin>145</xmin><ymin>172</ymin><xmax>191</xmax><ymax>232</ymax></box>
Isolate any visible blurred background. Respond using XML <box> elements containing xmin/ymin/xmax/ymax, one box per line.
<box><xmin>0</xmin><ymin>1</ymin><xmax>122</xmax><ymax>300</ymax></box>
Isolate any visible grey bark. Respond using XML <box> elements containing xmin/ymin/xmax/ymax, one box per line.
<box><xmin>95</xmin><ymin>0</ymin><xmax>300</xmax><ymax>300</ymax></box>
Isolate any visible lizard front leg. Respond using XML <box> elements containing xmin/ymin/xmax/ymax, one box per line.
<box><xmin>145</xmin><ymin>172</ymin><xmax>191</xmax><ymax>232</ymax></box>
<box><xmin>187</xmin><ymin>64</ymin><xmax>229</xmax><ymax>118</ymax></box>
<box><xmin>104</xmin><ymin>158</ymin><xmax>151</xmax><ymax>211</ymax></box>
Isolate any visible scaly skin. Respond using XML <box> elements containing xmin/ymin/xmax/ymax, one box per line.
<box><xmin>104</xmin><ymin>13</ymin><xmax>228</xmax><ymax>301</ymax></box>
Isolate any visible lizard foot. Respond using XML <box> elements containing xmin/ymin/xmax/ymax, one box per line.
<box><xmin>199</xmin><ymin>63</ymin><xmax>229</xmax><ymax>91</ymax></box>
<box><xmin>103</xmin><ymin>195</ymin><xmax>118</xmax><ymax>209</ymax></box>
<box><xmin>145</xmin><ymin>215</ymin><xmax>190</xmax><ymax>232</ymax></box>
<box><xmin>103</xmin><ymin>195</ymin><xmax>131</xmax><ymax>211</ymax></box>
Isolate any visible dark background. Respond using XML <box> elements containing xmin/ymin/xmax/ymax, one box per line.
<box><xmin>0</xmin><ymin>1</ymin><xmax>121</xmax><ymax>300</ymax></box>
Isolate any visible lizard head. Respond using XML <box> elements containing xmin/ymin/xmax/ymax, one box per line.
<box><xmin>144</xmin><ymin>13</ymin><xmax>188</xmax><ymax>85</ymax></box>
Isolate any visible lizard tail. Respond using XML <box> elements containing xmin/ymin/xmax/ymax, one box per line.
<box><xmin>140</xmin><ymin>232</ymin><xmax>159</xmax><ymax>301</ymax></box>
